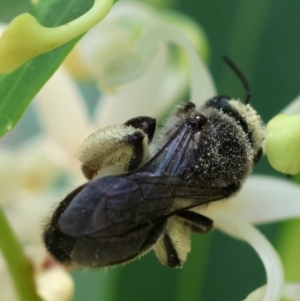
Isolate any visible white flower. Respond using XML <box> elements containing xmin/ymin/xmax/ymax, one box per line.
<box><xmin>2</xmin><ymin>1</ymin><xmax>300</xmax><ymax>301</ymax></box>
<box><xmin>0</xmin><ymin>245</ymin><xmax>73</xmax><ymax>301</ymax></box>
<box><xmin>69</xmin><ymin>0</ymin><xmax>214</xmax><ymax>125</ymax></box>
<box><xmin>0</xmin><ymin>137</ymin><xmax>76</xmax><ymax>301</ymax></box>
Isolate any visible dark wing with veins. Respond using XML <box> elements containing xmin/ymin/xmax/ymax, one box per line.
<box><xmin>58</xmin><ymin>172</ymin><xmax>234</xmax><ymax>240</ymax></box>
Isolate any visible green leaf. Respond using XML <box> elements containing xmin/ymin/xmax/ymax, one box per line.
<box><xmin>0</xmin><ymin>0</ymin><xmax>30</xmax><ymax>22</ymax></box>
<box><xmin>0</xmin><ymin>0</ymin><xmax>94</xmax><ymax>138</ymax></box>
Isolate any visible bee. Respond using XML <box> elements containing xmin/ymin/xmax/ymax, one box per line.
<box><xmin>43</xmin><ymin>58</ymin><xmax>264</xmax><ymax>268</ymax></box>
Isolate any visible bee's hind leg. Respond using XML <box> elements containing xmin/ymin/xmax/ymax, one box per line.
<box><xmin>153</xmin><ymin>216</ymin><xmax>191</xmax><ymax>268</ymax></box>
<box><xmin>153</xmin><ymin>212</ymin><xmax>213</xmax><ymax>268</ymax></box>
<box><xmin>176</xmin><ymin>210</ymin><xmax>213</xmax><ymax>233</ymax></box>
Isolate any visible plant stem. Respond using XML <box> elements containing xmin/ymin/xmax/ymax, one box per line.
<box><xmin>0</xmin><ymin>206</ymin><xmax>42</xmax><ymax>301</ymax></box>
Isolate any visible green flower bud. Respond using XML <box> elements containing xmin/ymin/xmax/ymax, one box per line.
<box><xmin>265</xmin><ymin>114</ymin><xmax>300</xmax><ymax>175</ymax></box>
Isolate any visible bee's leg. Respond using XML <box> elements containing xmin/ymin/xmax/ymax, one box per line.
<box><xmin>176</xmin><ymin>210</ymin><xmax>213</xmax><ymax>233</ymax></box>
<box><xmin>125</xmin><ymin>116</ymin><xmax>156</xmax><ymax>143</ymax></box>
<box><xmin>153</xmin><ymin>217</ymin><xmax>191</xmax><ymax>268</ymax></box>
<box><xmin>161</xmin><ymin>232</ymin><xmax>182</xmax><ymax>267</ymax></box>
<box><xmin>77</xmin><ymin>116</ymin><xmax>156</xmax><ymax>180</ymax></box>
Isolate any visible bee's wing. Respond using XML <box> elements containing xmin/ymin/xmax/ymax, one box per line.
<box><xmin>58</xmin><ymin>172</ymin><xmax>235</xmax><ymax>239</ymax></box>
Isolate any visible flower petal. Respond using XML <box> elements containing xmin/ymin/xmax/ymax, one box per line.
<box><xmin>79</xmin><ymin>1</ymin><xmax>215</xmax><ymax>126</ymax></box>
<box><xmin>0</xmin><ymin>245</ymin><xmax>73</xmax><ymax>301</ymax></box>
<box><xmin>26</xmin><ymin>246</ymin><xmax>73</xmax><ymax>301</ymax></box>
<box><xmin>6</xmin><ymin>194</ymin><xmax>59</xmax><ymax>245</ymax></box>
<box><xmin>242</xmin><ymin>282</ymin><xmax>300</xmax><ymax>301</ymax></box>
<box><xmin>0</xmin><ymin>135</ymin><xmax>79</xmax><ymax>206</ymax></box>
<box><xmin>35</xmin><ymin>67</ymin><xmax>93</xmax><ymax>155</ymax></box>
<box><xmin>283</xmin><ymin>282</ymin><xmax>300</xmax><ymax>301</ymax></box>
<box><xmin>95</xmin><ymin>21</ymin><xmax>216</xmax><ymax>126</ymax></box>
<box><xmin>282</xmin><ymin>94</ymin><xmax>300</xmax><ymax>114</ymax></box>
<box><xmin>37</xmin><ymin>267</ymin><xmax>73</xmax><ymax>301</ymax></box>
<box><xmin>78</xmin><ymin>0</ymin><xmax>161</xmax><ymax>91</ymax></box>
<box><xmin>0</xmin><ymin>23</ymin><xmax>6</xmax><ymax>35</ymax></box>
<box><xmin>0</xmin><ymin>149</ymin><xmax>19</xmax><ymax>205</ymax></box>
<box><xmin>243</xmin><ymin>286</ymin><xmax>266</xmax><ymax>301</ymax></box>
<box><xmin>95</xmin><ymin>44</ymin><xmax>169</xmax><ymax>126</ymax></box>
<box><xmin>206</xmin><ymin>209</ymin><xmax>284</xmax><ymax>301</ymax></box>
<box><xmin>136</xmin><ymin>24</ymin><xmax>216</xmax><ymax>106</ymax></box>
<box><xmin>227</xmin><ymin>175</ymin><xmax>300</xmax><ymax>224</ymax></box>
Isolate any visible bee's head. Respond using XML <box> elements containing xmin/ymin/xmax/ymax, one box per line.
<box><xmin>202</xmin><ymin>57</ymin><xmax>264</xmax><ymax>165</ymax></box>
<box><xmin>204</xmin><ymin>96</ymin><xmax>264</xmax><ymax>165</ymax></box>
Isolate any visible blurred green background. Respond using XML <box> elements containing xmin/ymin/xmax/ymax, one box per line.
<box><xmin>1</xmin><ymin>0</ymin><xmax>300</xmax><ymax>300</ymax></box>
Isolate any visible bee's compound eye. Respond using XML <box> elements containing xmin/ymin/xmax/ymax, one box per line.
<box><xmin>205</xmin><ymin>96</ymin><xmax>231</xmax><ymax>111</ymax></box>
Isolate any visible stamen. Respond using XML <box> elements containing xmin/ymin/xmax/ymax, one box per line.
<box><xmin>35</xmin><ymin>68</ymin><xmax>93</xmax><ymax>155</ymax></box>
<box><xmin>206</xmin><ymin>208</ymin><xmax>284</xmax><ymax>301</ymax></box>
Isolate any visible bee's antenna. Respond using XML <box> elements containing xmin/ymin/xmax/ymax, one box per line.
<box><xmin>223</xmin><ymin>56</ymin><xmax>251</xmax><ymax>104</ymax></box>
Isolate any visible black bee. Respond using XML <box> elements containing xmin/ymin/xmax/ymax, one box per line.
<box><xmin>43</xmin><ymin>59</ymin><xmax>264</xmax><ymax>268</ymax></box>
